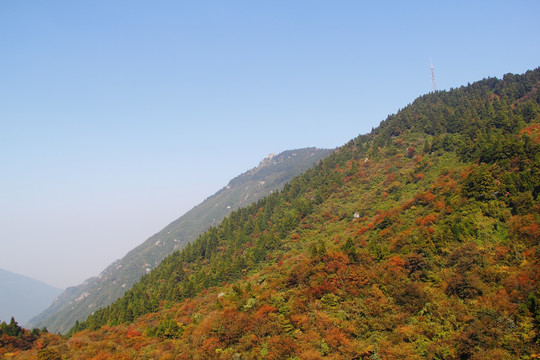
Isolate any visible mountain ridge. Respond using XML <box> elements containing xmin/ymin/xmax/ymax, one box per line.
<box><xmin>6</xmin><ymin>68</ymin><xmax>540</xmax><ymax>359</ymax></box>
<box><xmin>64</xmin><ymin>68</ymin><xmax>540</xmax><ymax>358</ymax></box>
<box><xmin>0</xmin><ymin>268</ymin><xmax>63</xmax><ymax>325</ymax></box>
<box><xmin>27</xmin><ymin>147</ymin><xmax>332</xmax><ymax>334</ymax></box>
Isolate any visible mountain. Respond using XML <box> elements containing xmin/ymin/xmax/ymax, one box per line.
<box><xmin>27</xmin><ymin>148</ymin><xmax>332</xmax><ymax>334</ymax></box>
<box><xmin>0</xmin><ymin>268</ymin><xmax>62</xmax><ymax>325</ymax></box>
<box><xmin>7</xmin><ymin>68</ymin><xmax>540</xmax><ymax>359</ymax></box>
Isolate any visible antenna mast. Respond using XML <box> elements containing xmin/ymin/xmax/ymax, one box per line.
<box><xmin>430</xmin><ymin>60</ymin><xmax>437</xmax><ymax>92</ymax></box>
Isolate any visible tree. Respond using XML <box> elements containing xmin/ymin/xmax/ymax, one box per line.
<box><xmin>0</xmin><ymin>317</ymin><xmax>23</xmax><ymax>337</ymax></box>
<box><xmin>462</xmin><ymin>165</ymin><xmax>497</xmax><ymax>200</ymax></box>
<box><xmin>37</xmin><ymin>348</ymin><xmax>62</xmax><ymax>360</ymax></box>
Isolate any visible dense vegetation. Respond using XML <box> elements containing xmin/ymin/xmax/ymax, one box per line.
<box><xmin>0</xmin><ymin>318</ymin><xmax>53</xmax><ymax>358</ymax></box>
<box><xmin>7</xmin><ymin>68</ymin><xmax>540</xmax><ymax>359</ymax></box>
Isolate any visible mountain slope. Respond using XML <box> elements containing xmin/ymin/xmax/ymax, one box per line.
<box><xmin>27</xmin><ymin>148</ymin><xmax>331</xmax><ymax>334</ymax></box>
<box><xmin>10</xmin><ymin>68</ymin><xmax>540</xmax><ymax>359</ymax></box>
<box><xmin>0</xmin><ymin>268</ymin><xmax>62</xmax><ymax>325</ymax></box>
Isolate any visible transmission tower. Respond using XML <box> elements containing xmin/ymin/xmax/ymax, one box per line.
<box><xmin>430</xmin><ymin>60</ymin><xmax>437</xmax><ymax>92</ymax></box>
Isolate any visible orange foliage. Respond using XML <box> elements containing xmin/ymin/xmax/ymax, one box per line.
<box><xmin>433</xmin><ymin>173</ymin><xmax>458</xmax><ymax>193</ymax></box>
<box><xmin>414</xmin><ymin>190</ymin><xmax>436</xmax><ymax>205</ymax></box>
<box><xmin>402</xmin><ymin>199</ymin><xmax>415</xmax><ymax>210</ymax></box>
<box><xmin>434</xmin><ymin>200</ymin><xmax>447</xmax><ymax>211</ymax></box>
<box><xmin>254</xmin><ymin>304</ymin><xmax>277</xmax><ymax>320</ymax></box>
<box><xmin>126</xmin><ymin>327</ymin><xmax>142</xmax><ymax>339</ymax></box>
<box><xmin>322</xmin><ymin>211</ymin><xmax>333</xmax><ymax>221</ymax></box>
<box><xmin>201</xmin><ymin>337</ymin><xmax>222</xmax><ymax>358</ymax></box>
<box><xmin>265</xmin><ymin>335</ymin><xmax>298</xmax><ymax>360</ymax></box>
<box><xmin>373</xmin><ymin>208</ymin><xmax>400</xmax><ymax>225</ymax></box>
<box><xmin>377</xmin><ymin>339</ymin><xmax>418</xmax><ymax>359</ymax></box>
<box><xmin>494</xmin><ymin>245</ymin><xmax>510</xmax><ymax>261</ymax></box>
<box><xmin>388</xmin><ymin>255</ymin><xmax>405</xmax><ymax>268</ymax></box>
<box><xmin>324</xmin><ymin>251</ymin><xmax>350</xmax><ymax>273</ymax></box>
<box><xmin>299</xmin><ymin>349</ymin><xmax>324</xmax><ymax>360</ymax></box>
<box><xmin>325</xmin><ymin>327</ymin><xmax>352</xmax><ymax>351</ymax></box>
<box><xmin>383</xmin><ymin>173</ymin><xmax>396</xmax><ymax>185</ymax></box>
<box><xmin>390</xmin><ymin>226</ymin><xmax>414</xmax><ymax>251</ymax></box>
<box><xmin>357</xmin><ymin>226</ymin><xmax>370</xmax><ymax>235</ymax></box>
<box><xmin>90</xmin><ymin>351</ymin><xmax>111</xmax><ymax>360</ymax></box>
<box><xmin>509</xmin><ymin>214</ymin><xmax>540</xmax><ymax>244</ymax></box>
<box><xmin>415</xmin><ymin>214</ymin><xmax>437</xmax><ymax>226</ymax></box>
<box><xmin>290</xmin><ymin>314</ymin><xmax>309</xmax><ymax>330</ymax></box>
<box><xmin>520</xmin><ymin>123</ymin><xmax>540</xmax><ymax>143</ymax></box>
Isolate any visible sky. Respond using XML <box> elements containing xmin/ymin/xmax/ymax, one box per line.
<box><xmin>1</xmin><ymin>0</ymin><xmax>539</xmax><ymax>289</ymax></box>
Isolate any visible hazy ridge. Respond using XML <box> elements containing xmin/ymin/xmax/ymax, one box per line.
<box><xmin>27</xmin><ymin>147</ymin><xmax>332</xmax><ymax>334</ymax></box>
<box><xmin>0</xmin><ymin>268</ymin><xmax>62</xmax><ymax>325</ymax></box>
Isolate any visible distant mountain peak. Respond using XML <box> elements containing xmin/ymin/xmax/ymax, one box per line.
<box><xmin>0</xmin><ymin>268</ymin><xmax>63</xmax><ymax>325</ymax></box>
<box><xmin>258</xmin><ymin>153</ymin><xmax>276</xmax><ymax>167</ymax></box>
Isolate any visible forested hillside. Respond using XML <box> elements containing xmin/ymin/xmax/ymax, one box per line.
<box><xmin>28</xmin><ymin>148</ymin><xmax>331</xmax><ymax>334</ymax></box>
<box><xmin>6</xmin><ymin>68</ymin><xmax>540</xmax><ymax>359</ymax></box>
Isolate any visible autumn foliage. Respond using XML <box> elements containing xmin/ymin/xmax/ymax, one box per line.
<box><xmin>6</xmin><ymin>68</ymin><xmax>540</xmax><ymax>359</ymax></box>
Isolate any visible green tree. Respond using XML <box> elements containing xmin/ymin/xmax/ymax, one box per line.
<box><xmin>462</xmin><ymin>165</ymin><xmax>497</xmax><ymax>200</ymax></box>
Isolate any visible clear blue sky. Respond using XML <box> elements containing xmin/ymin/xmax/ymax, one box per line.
<box><xmin>1</xmin><ymin>1</ymin><xmax>539</xmax><ymax>288</ymax></box>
